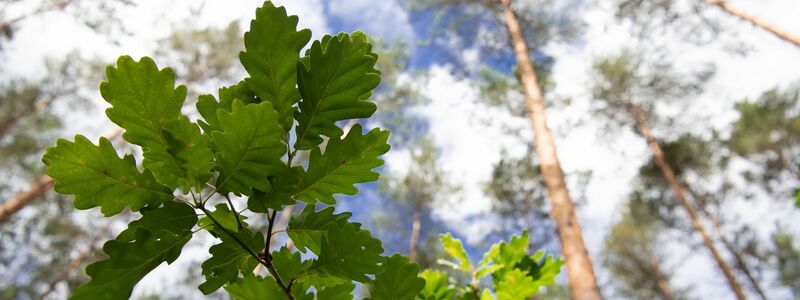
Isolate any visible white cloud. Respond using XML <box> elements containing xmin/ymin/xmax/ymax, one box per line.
<box><xmin>326</xmin><ymin>0</ymin><xmax>415</xmax><ymax>43</ymax></box>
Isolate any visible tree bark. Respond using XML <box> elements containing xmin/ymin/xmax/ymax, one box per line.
<box><xmin>498</xmin><ymin>0</ymin><xmax>603</xmax><ymax>299</ymax></box>
<box><xmin>628</xmin><ymin>103</ymin><xmax>748</xmax><ymax>300</ymax></box>
<box><xmin>686</xmin><ymin>187</ymin><xmax>768</xmax><ymax>300</ymax></box>
<box><xmin>706</xmin><ymin>0</ymin><xmax>800</xmax><ymax>48</ymax></box>
<box><xmin>409</xmin><ymin>208</ymin><xmax>421</xmax><ymax>263</ymax></box>
<box><xmin>649</xmin><ymin>254</ymin><xmax>676</xmax><ymax>300</ymax></box>
<box><xmin>0</xmin><ymin>175</ymin><xmax>54</xmax><ymax>224</ymax></box>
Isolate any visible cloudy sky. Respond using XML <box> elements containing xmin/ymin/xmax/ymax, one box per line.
<box><xmin>4</xmin><ymin>0</ymin><xmax>800</xmax><ymax>299</ymax></box>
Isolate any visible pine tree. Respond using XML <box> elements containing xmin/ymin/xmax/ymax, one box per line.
<box><xmin>771</xmin><ymin>231</ymin><xmax>800</xmax><ymax>297</ymax></box>
<box><xmin>729</xmin><ymin>84</ymin><xmax>800</xmax><ymax>192</ymax></box>
<box><xmin>604</xmin><ymin>191</ymin><xmax>686</xmax><ymax>300</ymax></box>
<box><xmin>411</xmin><ymin>1</ymin><xmax>601</xmax><ymax>296</ymax></box>
<box><xmin>591</xmin><ymin>52</ymin><xmax>748</xmax><ymax>300</ymax></box>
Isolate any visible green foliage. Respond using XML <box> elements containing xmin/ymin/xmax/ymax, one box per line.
<box><xmin>603</xmin><ymin>193</ymin><xmax>687</xmax><ymax>300</ymax></box>
<box><xmin>729</xmin><ymin>84</ymin><xmax>800</xmax><ymax>191</ymax></box>
<box><xmin>199</xmin><ymin>227</ymin><xmax>264</xmax><ymax>294</ymax></box>
<box><xmin>294</xmin><ymin>31</ymin><xmax>380</xmax><ymax>150</ymax></box>
<box><xmin>41</xmin><ymin>3</ymin><xmax>561</xmax><ymax>299</ymax></box>
<box><xmin>418</xmin><ymin>270</ymin><xmax>455</xmax><ymax>300</ymax></box>
<box><xmin>771</xmin><ymin>232</ymin><xmax>800</xmax><ymax>295</ymax></box>
<box><xmin>370</xmin><ymin>254</ymin><xmax>426</xmax><ymax>300</ymax></box>
<box><xmin>309</xmin><ymin>222</ymin><xmax>385</xmax><ymax>282</ymax></box>
<box><xmin>41</xmin><ymin>135</ymin><xmax>172</xmax><ymax>216</ymax></box>
<box><xmin>42</xmin><ymin>2</ymin><xmax>398</xmax><ymax>299</ymax></box>
<box><xmin>71</xmin><ymin>203</ymin><xmax>197</xmax><ymax>300</ymax></box>
<box><xmin>287</xmin><ymin>205</ymin><xmax>353</xmax><ymax>254</ymax></box>
<box><xmin>224</xmin><ymin>275</ymin><xmax>291</xmax><ymax>300</ymax></box>
<box><xmin>429</xmin><ymin>232</ymin><xmax>563</xmax><ymax>299</ymax></box>
<box><xmin>240</xmin><ymin>1</ymin><xmax>311</xmax><ymax>133</ymax></box>
<box><xmin>211</xmin><ymin>100</ymin><xmax>285</xmax><ymax>195</ymax></box>
<box><xmin>293</xmin><ymin>124</ymin><xmax>389</xmax><ymax>204</ymax></box>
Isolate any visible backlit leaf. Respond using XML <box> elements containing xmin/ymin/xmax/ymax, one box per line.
<box><xmin>294</xmin><ymin>32</ymin><xmax>379</xmax><ymax>150</ymax></box>
<box><xmin>369</xmin><ymin>254</ymin><xmax>425</xmax><ymax>300</ymax></box>
<box><xmin>240</xmin><ymin>1</ymin><xmax>311</xmax><ymax>133</ymax></box>
<box><xmin>42</xmin><ymin>135</ymin><xmax>172</xmax><ymax>216</ymax></box>
<box><xmin>212</xmin><ymin>100</ymin><xmax>285</xmax><ymax>195</ymax></box>
<box><xmin>293</xmin><ymin>125</ymin><xmax>389</xmax><ymax>204</ymax></box>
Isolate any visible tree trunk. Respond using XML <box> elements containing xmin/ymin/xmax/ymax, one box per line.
<box><xmin>706</xmin><ymin>0</ymin><xmax>800</xmax><ymax>48</ymax></box>
<box><xmin>686</xmin><ymin>187</ymin><xmax>768</xmax><ymax>300</ymax></box>
<box><xmin>498</xmin><ymin>0</ymin><xmax>603</xmax><ymax>299</ymax></box>
<box><xmin>0</xmin><ymin>175</ymin><xmax>54</xmax><ymax>224</ymax></box>
<box><xmin>409</xmin><ymin>204</ymin><xmax>422</xmax><ymax>263</ymax></box>
<box><xmin>649</xmin><ymin>254</ymin><xmax>676</xmax><ymax>300</ymax></box>
<box><xmin>628</xmin><ymin>103</ymin><xmax>748</xmax><ymax>300</ymax></box>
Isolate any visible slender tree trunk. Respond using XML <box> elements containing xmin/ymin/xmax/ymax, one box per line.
<box><xmin>648</xmin><ymin>254</ymin><xmax>676</xmax><ymax>300</ymax></box>
<box><xmin>0</xmin><ymin>127</ymin><xmax>123</xmax><ymax>225</ymax></box>
<box><xmin>0</xmin><ymin>175</ymin><xmax>54</xmax><ymax>224</ymax></box>
<box><xmin>498</xmin><ymin>0</ymin><xmax>602</xmax><ymax>298</ymax></box>
<box><xmin>686</xmin><ymin>187</ymin><xmax>768</xmax><ymax>300</ymax></box>
<box><xmin>705</xmin><ymin>0</ymin><xmax>800</xmax><ymax>48</ymax></box>
<box><xmin>628</xmin><ymin>103</ymin><xmax>748</xmax><ymax>300</ymax></box>
<box><xmin>409</xmin><ymin>207</ymin><xmax>421</xmax><ymax>263</ymax></box>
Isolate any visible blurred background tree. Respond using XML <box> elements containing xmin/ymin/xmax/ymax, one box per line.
<box><xmin>603</xmin><ymin>191</ymin><xmax>689</xmax><ymax>300</ymax></box>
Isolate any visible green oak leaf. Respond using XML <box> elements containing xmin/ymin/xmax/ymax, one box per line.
<box><xmin>487</xmin><ymin>231</ymin><xmax>563</xmax><ymax>296</ymax></box>
<box><xmin>247</xmin><ymin>166</ymin><xmax>301</xmax><ymax>212</ymax></box>
<box><xmin>369</xmin><ymin>254</ymin><xmax>425</xmax><ymax>300</ymax></box>
<box><xmin>70</xmin><ymin>211</ymin><xmax>196</xmax><ymax>300</ymax></box>
<box><xmin>287</xmin><ymin>205</ymin><xmax>353</xmax><ymax>254</ymax></box>
<box><xmin>224</xmin><ymin>275</ymin><xmax>288</xmax><ymax>300</ymax></box>
<box><xmin>199</xmin><ymin>226</ymin><xmax>264</xmax><ymax>294</ymax></box>
<box><xmin>296</xmin><ymin>271</ymin><xmax>351</xmax><ymax>291</ymax></box>
<box><xmin>294</xmin><ymin>31</ymin><xmax>380</xmax><ymax>150</ymax></box>
<box><xmin>42</xmin><ymin>135</ymin><xmax>172</xmax><ymax>216</ymax></box>
<box><xmin>514</xmin><ymin>251</ymin><xmax>564</xmax><ymax>292</ymax></box>
<box><xmin>198</xmin><ymin>203</ymin><xmax>246</xmax><ymax>233</ymax></box>
<box><xmin>307</xmin><ymin>222</ymin><xmax>384</xmax><ymax>282</ymax></box>
<box><xmin>100</xmin><ymin>56</ymin><xmax>185</xmax><ymax>147</ymax></box>
<box><xmin>212</xmin><ymin>100</ymin><xmax>285</xmax><ymax>195</ymax></box>
<box><xmin>795</xmin><ymin>188</ymin><xmax>799</xmax><ymax>208</ymax></box>
<box><xmin>318</xmin><ymin>282</ymin><xmax>356</xmax><ymax>299</ymax></box>
<box><xmin>117</xmin><ymin>201</ymin><xmax>197</xmax><ymax>242</ymax></box>
<box><xmin>196</xmin><ymin>81</ymin><xmax>259</xmax><ymax>135</ymax></box>
<box><xmin>294</xmin><ymin>125</ymin><xmax>389</xmax><ymax>204</ymax></box>
<box><xmin>492</xmin><ymin>231</ymin><xmax>529</xmax><ymax>270</ymax></box>
<box><xmin>480</xmin><ymin>289</ymin><xmax>494</xmax><ymax>300</ymax></box>
<box><xmin>100</xmin><ymin>56</ymin><xmax>206</xmax><ymax>191</ymax></box>
<box><xmin>418</xmin><ymin>270</ymin><xmax>455</xmax><ymax>300</ymax></box>
<box><xmin>439</xmin><ymin>233</ymin><xmax>473</xmax><ymax>272</ymax></box>
<box><xmin>494</xmin><ymin>269</ymin><xmax>538</xmax><ymax>300</ymax></box>
<box><xmin>240</xmin><ymin>1</ymin><xmax>311</xmax><ymax>134</ymax></box>
<box><xmin>143</xmin><ymin>116</ymin><xmax>214</xmax><ymax>193</ymax></box>
<box><xmin>272</xmin><ymin>247</ymin><xmax>312</xmax><ymax>281</ymax></box>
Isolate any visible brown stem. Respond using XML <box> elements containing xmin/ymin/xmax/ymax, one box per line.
<box><xmin>496</xmin><ymin>0</ymin><xmax>603</xmax><ymax>298</ymax></box>
<box><xmin>648</xmin><ymin>254</ymin><xmax>676</xmax><ymax>300</ymax></box>
<box><xmin>705</xmin><ymin>0</ymin><xmax>800</xmax><ymax>48</ymax></box>
<box><xmin>199</xmin><ymin>205</ymin><xmax>294</xmax><ymax>299</ymax></box>
<box><xmin>628</xmin><ymin>102</ymin><xmax>748</xmax><ymax>300</ymax></box>
<box><xmin>0</xmin><ymin>176</ymin><xmax>54</xmax><ymax>224</ymax></box>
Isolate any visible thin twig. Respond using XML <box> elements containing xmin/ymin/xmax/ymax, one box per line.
<box><xmin>224</xmin><ymin>194</ymin><xmax>244</xmax><ymax>230</ymax></box>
